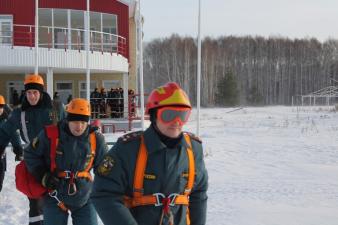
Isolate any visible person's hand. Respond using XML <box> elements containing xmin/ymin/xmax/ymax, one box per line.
<box><xmin>42</xmin><ymin>172</ymin><xmax>61</xmax><ymax>190</ymax></box>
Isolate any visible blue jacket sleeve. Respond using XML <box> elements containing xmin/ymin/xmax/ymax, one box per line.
<box><xmin>0</xmin><ymin>109</ymin><xmax>21</xmax><ymax>148</ymax></box>
<box><xmin>91</xmin><ymin>142</ymin><xmax>138</xmax><ymax>225</ymax></box>
<box><xmin>24</xmin><ymin>129</ymin><xmax>49</xmax><ymax>181</ymax></box>
<box><xmin>189</xmin><ymin>140</ymin><xmax>208</xmax><ymax>225</ymax></box>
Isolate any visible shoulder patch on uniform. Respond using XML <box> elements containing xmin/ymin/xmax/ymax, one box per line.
<box><xmin>97</xmin><ymin>155</ymin><xmax>115</xmax><ymax>176</ymax></box>
<box><xmin>185</xmin><ymin>132</ymin><xmax>202</xmax><ymax>143</ymax></box>
<box><xmin>119</xmin><ymin>131</ymin><xmax>143</xmax><ymax>143</ymax></box>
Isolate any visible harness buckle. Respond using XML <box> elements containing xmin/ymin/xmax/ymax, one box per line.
<box><xmin>153</xmin><ymin>193</ymin><xmax>166</xmax><ymax>206</ymax></box>
<box><xmin>63</xmin><ymin>170</ymin><xmax>72</xmax><ymax>179</ymax></box>
<box><xmin>152</xmin><ymin>193</ymin><xmax>179</xmax><ymax>207</ymax></box>
<box><xmin>167</xmin><ymin>193</ymin><xmax>179</xmax><ymax>206</ymax></box>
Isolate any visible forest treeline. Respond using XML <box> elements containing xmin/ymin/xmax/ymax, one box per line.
<box><xmin>143</xmin><ymin>34</ymin><xmax>338</xmax><ymax>106</ymax></box>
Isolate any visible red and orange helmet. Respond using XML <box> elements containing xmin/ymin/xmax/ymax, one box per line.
<box><xmin>146</xmin><ymin>82</ymin><xmax>191</xmax><ymax>113</ymax></box>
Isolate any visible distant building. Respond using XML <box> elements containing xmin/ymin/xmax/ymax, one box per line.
<box><xmin>0</xmin><ymin>0</ymin><xmax>138</xmax><ymax>109</ymax></box>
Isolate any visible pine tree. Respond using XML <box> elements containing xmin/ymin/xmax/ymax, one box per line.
<box><xmin>247</xmin><ymin>86</ymin><xmax>263</xmax><ymax>105</ymax></box>
<box><xmin>215</xmin><ymin>71</ymin><xmax>239</xmax><ymax>106</ymax></box>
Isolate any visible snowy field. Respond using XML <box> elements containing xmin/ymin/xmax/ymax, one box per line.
<box><xmin>1</xmin><ymin>106</ymin><xmax>338</xmax><ymax>225</ymax></box>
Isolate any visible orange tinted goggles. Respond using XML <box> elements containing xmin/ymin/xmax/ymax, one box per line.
<box><xmin>157</xmin><ymin>106</ymin><xmax>191</xmax><ymax>125</ymax></box>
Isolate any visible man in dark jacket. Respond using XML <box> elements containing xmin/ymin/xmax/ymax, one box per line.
<box><xmin>91</xmin><ymin>82</ymin><xmax>208</xmax><ymax>225</ymax></box>
<box><xmin>24</xmin><ymin>98</ymin><xmax>107</xmax><ymax>225</ymax></box>
<box><xmin>0</xmin><ymin>73</ymin><xmax>65</xmax><ymax>225</ymax></box>
<box><xmin>0</xmin><ymin>95</ymin><xmax>22</xmax><ymax>192</ymax></box>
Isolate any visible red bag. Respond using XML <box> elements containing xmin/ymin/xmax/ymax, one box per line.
<box><xmin>15</xmin><ymin>161</ymin><xmax>47</xmax><ymax>199</ymax></box>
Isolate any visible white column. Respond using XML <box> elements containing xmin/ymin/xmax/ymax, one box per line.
<box><xmin>137</xmin><ymin>0</ymin><xmax>145</xmax><ymax>130</ymax></box>
<box><xmin>68</xmin><ymin>9</ymin><xmax>71</xmax><ymax>50</ymax></box>
<box><xmin>47</xmin><ymin>68</ymin><xmax>54</xmax><ymax>98</ymax></box>
<box><xmin>34</xmin><ymin>0</ymin><xmax>39</xmax><ymax>74</ymax></box>
<box><xmin>123</xmin><ymin>73</ymin><xmax>129</xmax><ymax>118</ymax></box>
<box><xmin>86</xmin><ymin>0</ymin><xmax>91</xmax><ymax>101</ymax></box>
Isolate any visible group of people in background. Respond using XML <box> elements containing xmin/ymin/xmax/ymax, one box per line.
<box><xmin>90</xmin><ymin>87</ymin><xmax>136</xmax><ymax>119</ymax></box>
<box><xmin>0</xmin><ymin>74</ymin><xmax>208</xmax><ymax>225</ymax></box>
<box><xmin>10</xmin><ymin>86</ymin><xmax>137</xmax><ymax>120</ymax></box>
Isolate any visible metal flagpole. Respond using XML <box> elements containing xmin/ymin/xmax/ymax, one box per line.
<box><xmin>138</xmin><ymin>0</ymin><xmax>145</xmax><ymax>130</ymax></box>
<box><xmin>34</xmin><ymin>0</ymin><xmax>39</xmax><ymax>74</ymax></box>
<box><xmin>86</xmin><ymin>0</ymin><xmax>91</xmax><ymax>101</ymax></box>
<box><xmin>196</xmin><ymin>0</ymin><xmax>201</xmax><ymax>136</ymax></box>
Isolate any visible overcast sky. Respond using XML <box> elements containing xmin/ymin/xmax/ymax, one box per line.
<box><xmin>140</xmin><ymin>0</ymin><xmax>338</xmax><ymax>42</ymax></box>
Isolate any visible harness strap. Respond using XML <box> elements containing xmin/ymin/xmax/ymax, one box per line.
<box><xmin>20</xmin><ymin>111</ymin><xmax>30</xmax><ymax>143</ymax></box>
<box><xmin>57</xmin><ymin>171</ymin><xmax>93</xmax><ymax>181</ymax></box>
<box><xmin>133</xmin><ymin>135</ymin><xmax>147</xmax><ymax>198</ymax></box>
<box><xmin>183</xmin><ymin>134</ymin><xmax>195</xmax><ymax>195</ymax></box>
<box><xmin>124</xmin><ymin>194</ymin><xmax>189</xmax><ymax>208</ymax></box>
<box><xmin>45</xmin><ymin>125</ymin><xmax>97</xmax><ymax>211</ymax></box>
<box><xmin>45</xmin><ymin>125</ymin><xmax>59</xmax><ymax>172</ymax></box>
<box><xmin>124</xmin><ymin>133</ymin><xmax>195</xmax><ymax>209</ymax></box>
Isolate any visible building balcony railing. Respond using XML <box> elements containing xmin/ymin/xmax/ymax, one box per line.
<box><xmin>0</xmin><ymin>24</ymin><xmax>127</xmax><ymax>56</ymax></box>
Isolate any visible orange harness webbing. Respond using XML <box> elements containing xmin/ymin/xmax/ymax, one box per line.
<box><xmin>124</xmin><ymin>133</ymin><xmax>195</xmax><ymax>209</ymax></box>
<box><xmin>45</xmin><ymin>125</ymin><xmax>97</xmax><ymax>211</ymax></box>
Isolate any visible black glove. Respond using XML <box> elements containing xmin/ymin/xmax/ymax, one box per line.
<box><xmin>13</xmin><ymin>147</ymin><xmax>23</xmax><ymax>161</ymax></box>
<box><xmin>42</xmin><ymin>172</ymin><xmax>61</xmax><ymax>190</ymax></box>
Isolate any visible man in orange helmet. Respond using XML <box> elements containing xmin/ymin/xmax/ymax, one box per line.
<box><xmin>0</xmin><ymin>95</ymin><xmax>22</xmax><ymax>193</ymax></box>
<box><xmin>0</xmin><ymin>74</ymin><xmax>65</xmax><ymax>225</ymax></box>
<box><xmin>92</xmin><ymin>82</ymin><xmax>208</xmax><ymax>225</ymax></box>
<box><xmin>24</xmin><ymin>98</ymin><xmax>107</xmax><ymax>225</ymax></box>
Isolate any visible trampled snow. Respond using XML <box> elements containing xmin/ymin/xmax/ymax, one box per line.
<box><xmin>1</xmin><ymin>106</ymin><xmax>338</xmax><ymax>225</ymax></box>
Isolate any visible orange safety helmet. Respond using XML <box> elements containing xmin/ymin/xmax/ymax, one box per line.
<box><xmin>0</xmin><ymin>95</ymin><xmax>5</xmax><ymax>105</ymax></box>
<box><xmin>66</xmin><ymin>98</ymin><xmax>91</xmax><ymax>116</ymax></box>
<box><xmin>146</xmin><ymin>82</ymin><xmax>191</xmax><ymax>113</ymax></box>
<box><xmin>24</xmin><ymin>74</ymin><xmax>44</xmax><ymax>86</ymax></box>
<box><xmin>24</xmin><ymin>74</ymin><xmax>44</xmax><ymax>92</ymax></box>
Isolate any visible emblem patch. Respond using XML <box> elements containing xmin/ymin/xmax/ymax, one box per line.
<box><xmin>97</xmin><ymin>155</ymin><xmax>115</xmax><ymax>176</ymax></box>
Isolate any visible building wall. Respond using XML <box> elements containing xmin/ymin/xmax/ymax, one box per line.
<box><xmin>0</xmin><ymin>0</ymin><xmax>129</xmax><ymax>59</ymax></box>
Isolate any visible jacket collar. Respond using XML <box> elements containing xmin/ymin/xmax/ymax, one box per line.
<box><xmin>143</xmin><ymin>125</ymin><xmax>190</xmax><ymax>154</ymax></box>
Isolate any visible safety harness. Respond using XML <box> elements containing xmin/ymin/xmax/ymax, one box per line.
<box><xmin>124</xmin><ymin>133</ymin><xmax>195</xmax><ymax>225</ymax></box>
<box><xmin>45</xmin><ymin>125</ymin><xmax>97</xmax><ymax>212</ymax></box>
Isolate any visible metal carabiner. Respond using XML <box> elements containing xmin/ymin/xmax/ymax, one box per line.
<box><xmin>67</xmin><ymin>182</ymin><xmax>77</xmax><ymax>196</ymax></box>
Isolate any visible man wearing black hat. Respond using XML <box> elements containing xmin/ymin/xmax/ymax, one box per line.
<box><xmin>0</xmin><ymin>74</ymin><xmax>65</xmax><ymax>225</ymax></box>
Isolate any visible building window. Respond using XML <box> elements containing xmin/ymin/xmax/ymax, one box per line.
<box><xmin>38</xmin><ymin>9</ymin><xmax>118</xmax><ymax>51</ymax></box>
<box><xmin>55</xmin><ymin>81</ymin><xmax>73</xmax><ymax>104</ymax></box>
<box><xmin>79</xmin><ymin>81</ymin><xmax>97</xmax><ymax>98</ymax></box>
<box><xmin>0</xmin><ymin>15</ymin><xmax>13</xmax><ymax>45</ymax></box>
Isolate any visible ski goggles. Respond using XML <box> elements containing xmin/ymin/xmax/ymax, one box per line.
<box><xmin>157</xmin><ymin>106</ymin><xmax>191</xmax><ymax>125</ymax></box>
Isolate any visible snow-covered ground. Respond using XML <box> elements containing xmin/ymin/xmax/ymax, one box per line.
<box><xmin>1</xmin><ymin>106</ymin><xmax>338</xmax><ymax>225</ymax></box>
